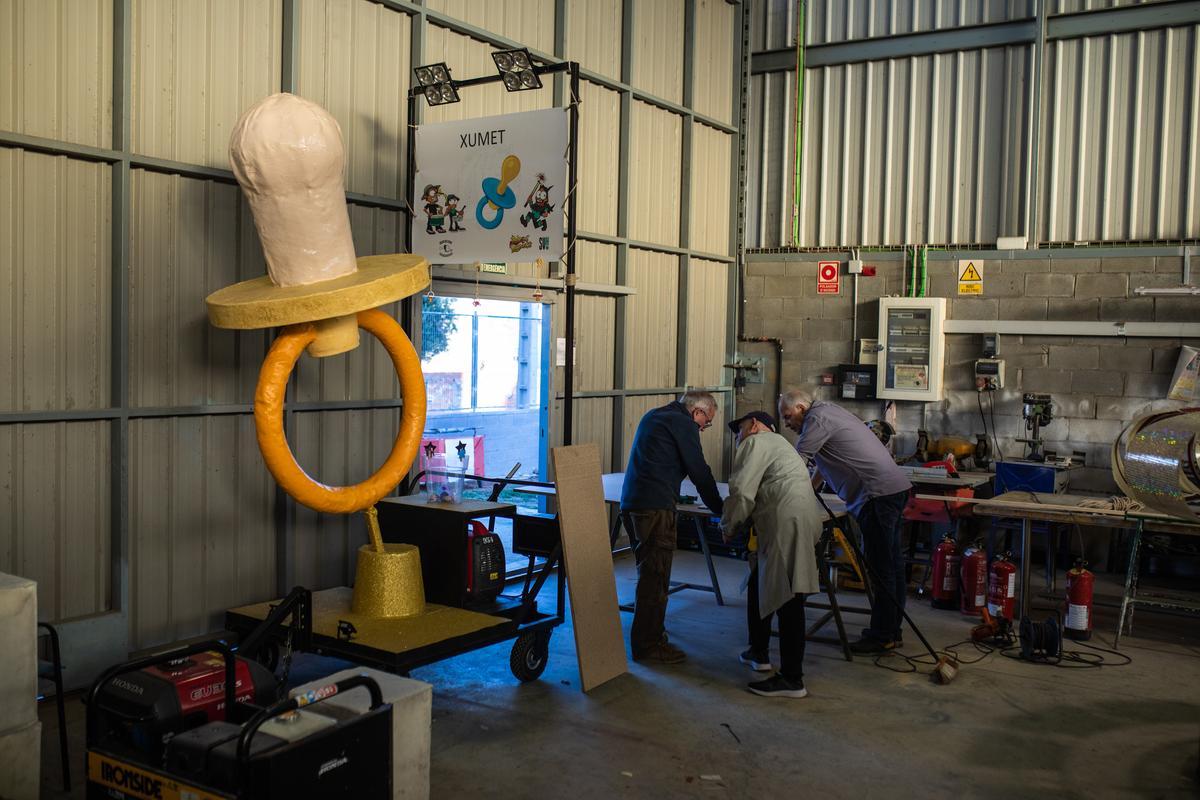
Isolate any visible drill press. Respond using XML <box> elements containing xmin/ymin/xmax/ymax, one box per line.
<box><xmin>1018</xmin><ymin>393</ymin><xmax>1054</xmax><ymax>462</ymax></box>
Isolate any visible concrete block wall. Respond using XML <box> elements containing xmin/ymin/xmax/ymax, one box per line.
<box><xmin>739</xmin><ymin>253</ymin><xmax>1199</xmax><ymax>493</ymax></box>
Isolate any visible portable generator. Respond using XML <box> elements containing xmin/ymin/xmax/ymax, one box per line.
<box><xmin>466</xmin><ymin>519</ymin><xmax>505</xmax><ymax>602</ymax></box>
<box><xmin>87</xmin><ymin>643</ymin><xmax>393</xmax><ymax>799</ymax></box>
<box><xmin>88</xmin><ymin>647</ymin><xmax>278</xmax><ymax>763</ymax></box>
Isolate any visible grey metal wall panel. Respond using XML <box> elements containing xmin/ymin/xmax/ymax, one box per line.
<box><xmin>294</xmin><ymin>205</ymin><xmax>407</xmax><ymax>403</ymax></box>
<box><xmin>297</xmin><ymin>0</ymin><xmax>409</xmax><ymax>198</ymax></box>
<box><xmin>686</xmin><ymin>258</ymin><xmax>729</xmax><ymax>387</ymax></box>
<box><xmin>629</xmin><ymin>100</ymin><xmax>683</xmax><ymax>247</ymax></box>
<box><xmin>131</xmin><ymin>0</ymin><xmax>282</xmax><ymax>168</ymax></box>
<box><xmin>690</xmin><ymin>122</ymin><xmax>733</xmax><ymax>255</ymax></box>
<box><xmin>579</xmin><ymin>80</ymin><xmax>622</xmax><ymax>237</ymax></box>
<box><xmin>559</xmin><ymin>396</ymin><xmax>615</xmax><ymax>469</ymax></box>
<box><xmin>1039</xmin><ymin>26</ymin><xmax>1200</xmax><ymax>242</ymax></box>
<box><xmin>567</xmin><ymin>0</ymin><xmax>623</xmax><ymax>80</ymax></box>
<box><xmin>0</xmin><ymin>422</ymin><xmax>110</xmax><ymax>622</ymax></box>
<box><xmin>0</xmin><ymin>0</ymin><xmax>114</xmax><ymax>149</ymax></box>
<box><xmin>290</xmin><ymin>409</ymin><xmax>401</xmax><ymax>590</ymax></box>
<box><xmin>575</xmin><ymin>295</ymin><xmax>617</xmax><ymax>391</ymax></box>
<box><xmin>695</xmin><ymin>0</ymin><xmax>736</xmax><ymax>124</ymax></box>
<box><xmin>575</xmin><ymin>240</ymin><xmax>619</xmax><ymax>284</ymax></box>
<box><xmin>747</xmin><ymin>70</ymin><xmax>798</xmax><ymax>248</ymax></box>
<box><xmin>625</xmin><ymin>248</ymin><xmax>679</xmax><ymax>389</ymax></box>
<box><xmin>429</xmin><ymin>0</ymin><xmax>557</xmax><ymax>53</ymax></box>
<box><xmin>129</xmin><ymin>170</ymin><xmax>269</xmax><ymax>407</ymax></box>
<box><xmin>129</xmin><ymin>416</ymin><xmax>274</xmax><ymax>649</ymax></box>
<box><xmin>0</xmin><ymin>150</ymin><xmax>111</xmax><ymax>412</ymax></box>
<box><xmin>798</xmin><ymin>48</ymin><xmax>1030</xmax><ymax>247</ymax></box>
<box><xmin>805</xmin><ymin>0</ymin><xmax>1034</xmax><ymax>45</ymax></box>
<box><xmin>752</xmin><ymin>0</ymin><xmax>798</xmax><ymax>53</ymax></box>
<box><xmin>633</xmin><ymin>0</ymin><xmax>686</xmax><ymax>104</ymax></box>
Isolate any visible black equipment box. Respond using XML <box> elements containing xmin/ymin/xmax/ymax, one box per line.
<box><xmin>838</xmin><ymin>363</ymin><xmax>877</xmax><ymax>400</ymax></box>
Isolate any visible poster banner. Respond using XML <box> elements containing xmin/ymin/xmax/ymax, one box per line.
<box><xmin>411</xmin><ymin>108</ymin><xmax>568</xmax><ymax>264</ymax></box>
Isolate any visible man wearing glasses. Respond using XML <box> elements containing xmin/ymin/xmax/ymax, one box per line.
<box><xmin>620</xmin><ymin>391</ymin><xmax>725</xmax><ymax>664</ymax></box>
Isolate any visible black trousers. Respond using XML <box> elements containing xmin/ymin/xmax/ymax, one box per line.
<box><xmin>621</xmin><ymin>509</ymin><xmax>677</xmax><ymax>654</ymax></box>
<box><xmin>747</xmin><ymin>563</ymin><xmax>808</xmax><ymax>681</ymax></box>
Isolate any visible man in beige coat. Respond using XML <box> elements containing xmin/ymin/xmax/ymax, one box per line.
<box><xmin>721</xmin><ymin>411</ymin><xmax>824</xmax><ymax>698</ymax></box>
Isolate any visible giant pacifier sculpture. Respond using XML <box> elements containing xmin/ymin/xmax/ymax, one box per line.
<box><xmin>206</xmin><ymin>93</ymin><xmax>427</xmax><ymax>617</ymax></box>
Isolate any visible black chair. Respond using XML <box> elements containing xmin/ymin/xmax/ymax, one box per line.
<box><xmin>37</xmin><ymin>622</ymin><xmax>69</xmax><ymax>792</ymax></box>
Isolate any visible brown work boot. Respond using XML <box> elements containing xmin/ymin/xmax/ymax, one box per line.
<box><xmin>632</xmin><ymin>642</ymin><xmax>687</xmax><ymax>664</ymax></box>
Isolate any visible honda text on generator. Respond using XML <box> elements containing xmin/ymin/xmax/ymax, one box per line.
<box><xmin>86</xmin><ymin>589</ymin><xmax>395</xmax><ymax>799</ymax></box>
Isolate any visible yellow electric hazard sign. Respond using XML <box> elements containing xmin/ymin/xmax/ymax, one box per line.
<box><xmin>958</xmin><ymin>260</ymin><xmax>984</xmax><ymax>295</ymax></box>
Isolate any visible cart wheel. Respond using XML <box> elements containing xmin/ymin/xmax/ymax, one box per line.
<box><xmin>510</xmin><ymin>631</ymin><xmax>550</xmax><ymax>682</ymax></box>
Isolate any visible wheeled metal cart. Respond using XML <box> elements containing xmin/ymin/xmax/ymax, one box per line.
<box><xmin>225</xmin><ymin>480</ymin><xmax>565</xmax><ymax>684</ymax></box>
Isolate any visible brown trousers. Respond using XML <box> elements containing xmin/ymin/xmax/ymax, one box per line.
<box><xmin>621</xmin><ymin>509</ymin><xmax>678</xmax><ymax>654</ymax></box>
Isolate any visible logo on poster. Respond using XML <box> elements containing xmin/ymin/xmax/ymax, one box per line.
<box><xmin>817</xmin><ymin>261</ymin><xmax>840</xmax><ymax>294</ymax></box>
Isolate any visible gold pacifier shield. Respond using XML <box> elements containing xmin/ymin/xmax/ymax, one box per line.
<box><xmin>205</xmin><ymin>254</ymin><xmax>430</xmax><ymax>330</ymax></box>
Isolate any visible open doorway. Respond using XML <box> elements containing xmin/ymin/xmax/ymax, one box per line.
<box><xmin>420</xmin><ymin>294</ymin><xmax>551</xmax><ymax>573</ymax></box>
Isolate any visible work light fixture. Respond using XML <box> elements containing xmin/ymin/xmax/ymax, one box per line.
<box><xmin>413</xmin><ymin>61</ymin><xmax>460</xmax><ymax>106</ymax></box>
<box><xmin>491</xmin><ymin>48</ymin><xmax>542</xmax><ymax>92</ymax></box>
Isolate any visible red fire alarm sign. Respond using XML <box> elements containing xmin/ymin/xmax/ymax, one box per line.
<box><xmin>817</xmin><ymin>261</ymin><xmax>840</xmax><ymax>294</ymax></box>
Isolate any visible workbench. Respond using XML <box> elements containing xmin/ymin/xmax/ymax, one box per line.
<box><xmin>965</xmin><ymin>491</ymin><xmax>1200</xmax><ymax>647</ymax></box>
<box><xmin>516</xmin><ymin>472</ymin><xmax>847</xmax><ymax>608</ymax></box>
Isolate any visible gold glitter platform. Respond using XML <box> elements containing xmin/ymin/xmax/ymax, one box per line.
<box><xmin>229</xmin><ymin>587</ymin><xmax>510</xmax><ymax>654</ymax></box>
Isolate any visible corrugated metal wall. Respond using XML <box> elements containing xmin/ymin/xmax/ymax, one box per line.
<box><xmin>749</xmin><ymin>0</ymin><xmax>1199</xmax><ymax>248</ymax></box>
<box><xmin>130</xmin><ymin>416</ymin><xmax>273</xmax><ymax>649</ymax></box>
<box><xmin>625</xmin><ymin>249</ymin><xmax>680</xmax><ymax>389</ymax></box>
<box><xmin>1039</xmin><ymin>26</ymin><xmax>1200</xmax><ymax>242</ymax></box>
<box><xmin>0</xmin><ymin>0</ymin><xmax>114</xmax><ymax>148</ymax></box>
<box><xmin>0</xmin><ymin>0</ymin><xmax>741</xmax><ymax>651</ymax></box>
<box><xmin>804</xmin><ymin>0</ymin><xmax>1034</xmax><ymax>44</ymax></box>
<box><xmin>297</xmin><ymin>0</ymin><xmax>408</xmax><ymax>197</ymax></box>
<box><xmin>567</xmin><ymin>0</ymin><xmax>623</xmax><ymax>80</ymax></box>
<box><xmin>1</xmin><ymin>152</ymin><xmax>111</xmax><ymax>411</ymax></box>
<box><xmin>131</xmin><ymin>0</ymin><xmax>282</xmax><ymax>168</ymax></box>
<box><xmin>795</xmin><ymin>47</ymin><xmax>1030</xmax><ymax>247</ymax></box>
<box><xmin>0</xmin><ymin>422</ymin><xmax>111</xmax><ymax>621</ymax></box>
<box><xmin>629</xmin><ymin>101</ymin><xmax>683</xmax><ymax>246</ymax></box>
<box><xmin>633</xmin><ymin>0</ymin><xmax>686</xmax><ymax>104</ymax></box>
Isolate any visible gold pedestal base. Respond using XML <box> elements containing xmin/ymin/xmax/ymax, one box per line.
<box><xmin>351</xmin><ymin>543</ymin><xmax>425</xmax><ymax>618</ymax></box>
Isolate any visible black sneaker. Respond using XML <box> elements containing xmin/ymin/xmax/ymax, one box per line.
<box><xmin>747</xmin><ymin>674</ymin><xmax>808</xmax><ymax>698</ymax></box>
<box><xmin>739</xmin><ymin>649</ymin><xmax>772</xmax><ymax>672</ymax></box>
<box><xmin>848</xmin><ymin>637</ymin><xmax>897</xmax><ymax>655</ymax></box>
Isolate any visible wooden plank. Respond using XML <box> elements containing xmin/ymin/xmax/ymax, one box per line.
<box><xmin>552</xmin><ymin>445</ymin><xmax>628</xmax><ymax>692</ymax></box>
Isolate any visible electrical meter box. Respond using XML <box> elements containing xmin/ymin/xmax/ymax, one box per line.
<box><xmin>838</xmin><ymin>364</ymin><xmax>877</xmax><ymax>400</ymax></box>
<box><xmin>876</xmin><ymin>297</ymin><xmax>947</xmax><ymax>401</ymax></box>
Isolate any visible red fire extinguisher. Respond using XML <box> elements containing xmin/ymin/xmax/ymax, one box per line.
<box><xmin>930</xmin><ymin>534</ymin><xmax>960</xmax><ymax>610</ymax></box>
<box><xmin>1064</xmin><ymin>560</ymin><xmax>1094</xmax><ymax>640</ymax></box>
<box><xmin>960</xmin><ymin>542</ymin><xmax>988</xmax><ymax>616</ymax></box>
<box><xmin>987</xmin><ymin>552</ymin><xmax>1018</xmax><ymax>621</ymax></box>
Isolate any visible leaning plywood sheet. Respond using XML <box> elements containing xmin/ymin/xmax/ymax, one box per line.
<box><xmin>552</xmin><ymin>444</ymin><xmax>628</xmax><ymax>692</ymax></box>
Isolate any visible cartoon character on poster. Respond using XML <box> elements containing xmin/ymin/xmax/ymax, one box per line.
<box><xmin>445</xmin><ymin>194</ymin><xmax>466</xmax><ymax>231</ymax></box>
<box><xmin>520</xmin><ymin>173</ymin><xmax>555</xmax><ymax>231</ymax></box>
<box><xmin>422</xmin><ymin>184</ymin><xmax>446</xmax><ymax>234</ymax></box>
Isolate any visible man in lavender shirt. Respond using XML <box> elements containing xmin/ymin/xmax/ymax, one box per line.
<box><xmin>779</xmin><ymin>389</ymin><xmax>913</xmax><ymax>654</ymax></box>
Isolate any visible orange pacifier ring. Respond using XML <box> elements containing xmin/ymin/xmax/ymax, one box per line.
<box><xmin>254</xmin><ymin>308</ymin><xmax>426</xmax><ymax>514</ymax></box>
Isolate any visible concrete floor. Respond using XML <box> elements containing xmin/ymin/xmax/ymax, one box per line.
<box><xmin>39</xmin><ymin>550</ymin><xmax>1200</xmax><ymax>798</ymax></box>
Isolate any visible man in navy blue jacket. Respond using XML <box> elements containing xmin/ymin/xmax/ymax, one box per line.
<box><xmin>620</xmin><ymin>391</ymin><xmax>725</xmax><ymax>663</ymax></box>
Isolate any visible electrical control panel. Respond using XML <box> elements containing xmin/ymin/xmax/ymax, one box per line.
<box><xmin>975</xmin><ymin>358</ymin><xmax>1005</xmax><ymax>391</ymax></box>
<box><xmin>877</xmin><ymin>297</ymin><xmax>947</xmax><ymax>401</ymax></box>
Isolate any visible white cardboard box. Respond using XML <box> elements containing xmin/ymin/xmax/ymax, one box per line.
<box><xmin>0</xmin><ymin>719</ymin><xmax>41</xmax><ymax>800</ymax></box>
<box><xmin>0</xmin><ymin>573</ymin><xmax>37</xmax><ymax>734</ymax></box>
